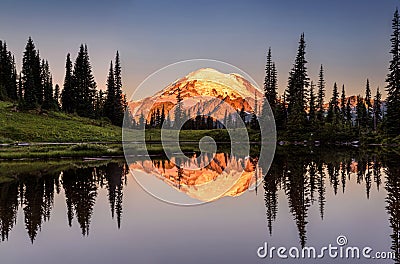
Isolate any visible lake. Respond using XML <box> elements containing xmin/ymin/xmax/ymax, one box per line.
<box><xmin>0</xmin><ymin>146</ymin><xmax>398</xmax><ymax>264</ymax></box>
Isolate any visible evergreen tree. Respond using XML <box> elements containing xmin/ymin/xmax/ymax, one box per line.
<box><xmin>113</xmin><ymin>51</ymin><xmax>125</xmax><ymax>126</ymax></box>
<box><xmin>41</xmin><ymin>60</ymin><xmax>55</xmax><ymax>110</ymax></box>
<box><xmin>160</xmin><ymin>105</ymin><xmax>165</xmax><ymax>127</ymax></box>
<box><xmin>356</xmin><ymin>95</ymin><xmax>367</xmax><ymax>129</ymax></box>
<box><xmin>54</xmin><ymin>84</ymin><xmax>60</xmax><ymax>109</ymax></box>
<box><xmin>264</xmin><ymin>48</ymin><xmax>275</xmax><ymax>107</ymax></box>
<box><xmin>61</xmin><ymin>53</ymin><xmax>74</xmax><ymax>113</ymax></box>
<box><xmin>386</xmin><ymin>8</ymin><xmax>400</xmax><ymax>136</ymax></box>
<box><xmin>309</xmin><ymin>81</ymin><xmax>316</xmax><ymax>123</ymax></box>
<box><xmin>104</xmin><ymin>61</ymin><xmax>115</xmax><ymax>122</ymax></box>
<box><xmin>239</xmin><ymin>106</ymin><xmax>246</xmax><ymax>125</ymax></box>
<box><xmin>261</xmin><ymin>48</ymin><xmax>278</xmax><ymax>123</ymax></box>
<box><xmin>21</xmin><ymin>37</ymin><xmax>41</xmax><ymax>109</ymax></box>
<box><xmin>250</xmin><ymin>91</ymin><xmax>259</xmax><ymax>129</ymax></box>
<box><xmin>174</xmin><ymin>86</ymin><xmax>183</xmax><ymax>128</ymax></box>
<box><xmin>138</xmin><ymin>113</ymin><xmax>145</xmax><ymax>129</ymax></box>
<box><xmin>373</xmin><ymin>87</ymin><xmax>382</xmax><ymax>131</ymax></box>
<box><xmin>286</xmin><ymin>33</ymin><xmax>309</xmax><ymax>135</ymax></box>
<box><xmin>0</xmin><ymin>41</ymin><xmax>17</xmax><ymax>100</ymax></box>
<box><xmin>165</xmin><ymin>112</ymin><xmax>171</xmax><ymax>129</ymax></box>
<box><xmin>18</xmin><ymin>74</ymin><xmax>22</xmax><ymax>100</ymax></box>
<box><xmin>340</xmin><ymin>84</ymin><xmax>346</xmax><ymax>124</ymax></box>
<box><xmin>72</xmin><ymin>44</ymin><xmax>97</xmax><ymax>118</ymax></box>
<box><xmin>326</xmin><ymin>82</ymin><xmax>340</xmax><ymax>124</ymax></box>
<box><xmin>317</xmin><ymin>64</ymin><xmax>325</xmax><ymax>121</ymax></box>
<box><xmin>346</xmin><ymin>97</ymin><xmax>352</xmax><ymax>126</ymax></box>
<box><xmin>365</xmin><ymin>79</ymin><xmax>372</xmax><ymax>129</ymax></box>
<box><xmin>94</xmin><ymin>90</ymin><xmax>105</xmax><ymax>118</ymax></box>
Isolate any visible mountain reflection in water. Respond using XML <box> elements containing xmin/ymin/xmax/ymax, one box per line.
<box><xmin>0</xmin><ymin>147</ymin><xmax>398</xmax><ymax>263</ymax></box>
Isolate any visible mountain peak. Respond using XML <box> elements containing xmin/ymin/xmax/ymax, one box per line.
<box><xmin>129</xmin><ymin>68</ymin><xmax>263</xmax><ymax>121</ymax></box>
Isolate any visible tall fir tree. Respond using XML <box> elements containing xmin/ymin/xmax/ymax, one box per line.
<box><xmin>72</xmin><ymin>44</ymin><xmax>97</xmax><ymax>117</ymax></box>
<box><xmin>54</xmin><ymin>84</ymin><xmax>60</xmax><ymax>109</ymax></box>
<box><xmin>356</xmin><ymin>95</ymin><xmax>367</xmax><ymax>129</ymax></box>
<box><xmin>21</xmin><ymin>37</ymin><xmax>41</xmax><ymax>109</ymax></box>
<box><xmin>250</xmin><ymin>90</ymin><xmax>259</xmax><ymax>129</ymax></box>
<box><xmin>386</xmin><ymin>8</ymin><xmax>400</xmax><ymax>136</ymax></box>
<box><xmin>373</xmin><ymin>87</ymin><xmax>382</xmax><ymax>131</ymax></box>
<box><xmin>113</xmin><ymin>51</ymin><xmax>125</xmax><ymax>126</ymax></box>
<box><xmin>365</xmin><ymin>79</ymin><xmax>372</xmax><ymax>129</ymax></box>
<box><xmin>317</xmin><ymin>64</ymin><xmax>325</xmax><ymax>121</ymax></box>
<box><xmin>261</xmin><ymin>48</ymin><xmax>278</xmax><ymax>122</ymax></box>
<box><xmin>61</xmin><ymin>53</ymin><xmax>74</xmax><ymax>113</ymax></box>
<box><xmin>264</xmin><ymin>48</ymin><xmax>278</xmax><ymax>108</ymax></box>
<box><xmin>340</xmin><ymin>84</ymin><xmax>346</xmax><ymax>124</ymax></box>
<box><xmin>94</xmin><ymin>90</ymin><xmax>105</xmax><ymax>118</ymax></box>
<box><xmin>104</xmin><ymin>61</ymin><xmax>116</xmax><ymax>122</ymax></box>
<box><xmin>41</xmin><ymin>60</ymin><xmax>55</xmax><ymax>110</ymax></box>
<box><xmin>326</xmin><ymin>82</ymin><xmax>340</xmax><ymax>124</ymax></box>
<box><xmin>285</xmin><ymin>33</ymin><xmax>309</xmax><ymax>135</ymax></box>
<box><xmin>174</xmin><ymin>86</ymin><xmax>183</xmax><ymax>128</ymax></box>
<box><xmin>309</xmin><ymin>81</ymin><xmax>316</xmax><ymax>123</ymax></box>
<box><xmin>0</xmin><ymin>41</ymin><xmax>17</xmax><ymax>100</ymax></box>
<box><xmin>346</xmin><ymin>97</ymin><xmax>352</xmax><ymax>126</ymax></box>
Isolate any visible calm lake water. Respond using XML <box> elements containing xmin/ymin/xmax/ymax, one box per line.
<box><xmin>0</xmin><ymin>146</ymin><xmax>398</xmax><ymax>264</ymax></box>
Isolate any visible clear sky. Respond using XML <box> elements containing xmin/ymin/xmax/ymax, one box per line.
<box><xmin>0</xmin><ymin>0</ymin><xmax>398</xmax><ymax>99</ymax></box>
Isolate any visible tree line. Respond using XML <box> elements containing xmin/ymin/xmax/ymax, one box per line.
<box><xmin>255</xmin><ymin>8</ymin><xmax>400</xmax><ymax>142</ymax></box>
<box><xmin>260</xmin><ymin>33</ymin><xmax>388</xmax><ymax>142</ymax></box>
<box><xmin>0</xmin><ymin>37</ymin><xmax>127</xmax><ymax>126</ymax></box>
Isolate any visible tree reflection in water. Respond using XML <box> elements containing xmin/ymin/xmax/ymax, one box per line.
<box><xmin>0</xmin><ymin>146</ymin><xmax>398</xmax><ymax>264</ymax></box>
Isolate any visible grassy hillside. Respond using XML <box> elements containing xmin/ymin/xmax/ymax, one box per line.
<box><xmin>0</xmin><ymin>101</ymin><xmax>122</xmax><ymax>143</ymax></box>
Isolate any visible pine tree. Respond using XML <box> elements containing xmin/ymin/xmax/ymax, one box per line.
<box><xmin>356</xmin><ymin>95</ymin><xmax>367</xmax><ymax>129</ymax></box>
<box><xmin>365</xmin><ymin>79</ymin><xmax>372</xmax><ymax>129</ymax></box>
<box><xmin>104</xmin><ymin>61</ymin><xmax>115</xmax><ymax>122</ymax></box>
<box><xmin>373</xmin><ymin>87</ymin><xmax>382</xmax><ymax>131</ymax></box>
<box><xmin>250</xmin><ymin>91</ymin><xmax>259</xmax><ymax>129</ymax></box>
<box><xmin>94</xmin><ymin>90</ymin><xmax>105</xmax><ymax>118</ymax></box>
<box><xmin>261</xmin><ymin>48</ymin><xmax>278</xmax><ymax>121</ymax></box>
<box><xmin>138</xmin><ymin>113</ymin><xmax>145</xmax><ymax>129</ymax></box>
<box><xmin>0</xmin><ymin>41</ymin><xmax>17</xmax><ymax>100</ymax></box>
<box><xmin>286</xmin><ymin>33</ymin><xmax>309</xmax><ymax>135</ymax></box>
<box><xmin>346</xmin><ymin>97</ymin><xmax>352</xmax><ymax>126</ymax></box>
<box><xmin>18</xmin><ymin>74</ymin><xmax>22</xmax><ymax>100</ymax></box>
<box><xmin>326</xmin><ymin>82</ymin><xmax>340</xmax><ymax>124</ymax></box>
<box><xmin>340</xmin><ymin>84</ymin><xmax>346</xmax><ymax>124</ymax></box>
<box><xmin>264</xmin><ymin>48</ymin><xmax>275</xmax><ymax>106</ymax></box>
<box><xmin>54</xmin><ymin>84</ymin><xmax>60</xmax><ymax>109</ymax></box>
<box><xmin>317</xmin><ymin>64</ymin><xmax>325</xmax><ymax>121</ymax></box>
<box><xmin>0</xmin><ymin>41</ymin><xmax>6</xmax><ymax>100</ymax></box>
<box><xmin>309</xmin><ymin>81</ymin><xmax>316</xmax><ymax>123</ymax></box>
<box><xmin>165</xmin><ymin>112</ymin><xmax>171</xmax><ymax>129</ymax></box>
<box><xmin>61</xmin><ymin>53</ymin><xmax>74</xmax><ymax>113</ymax></box>
<box><xmin>113</xmin><ymin>51</ymin><xmax>125</xmax><ymax>126</ymax></box>
<box><xmin>239</xmin><ymin>106</ymin><xmax>246</xmax><ymax>125</ymax></box>
<box><xmin>41</xmin><ymin>60</ymin><xmax>55</xmax><ymax>110</ymax></box>
<box><xmin>174</xmin><ymin>86</ymin><xmax>183</xmax><ymax>128</ymax></box>
<box><xmin>386</xmin><ymin>8</ymin><xmax>400</xmax><ymax>136</ymax></box>
<box><xmin>21</xmin><ymin>37</ymin><xmax>41</xmax><ymax>109</ymax></box>
<box><xmin>160</xmin><ymin>105</ymin><xmax>165</xmax><ymax>128</ymax></box>
<box><xmin>73</xmin><ymin>44</ymin><xmax>97</xmax><ymax>117</ymax></box>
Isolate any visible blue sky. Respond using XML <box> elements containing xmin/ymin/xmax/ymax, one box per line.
<box><xmin>0</xmin><ymin>0</ymin><xmax>398</xmax><ymax>99</ymax></box>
